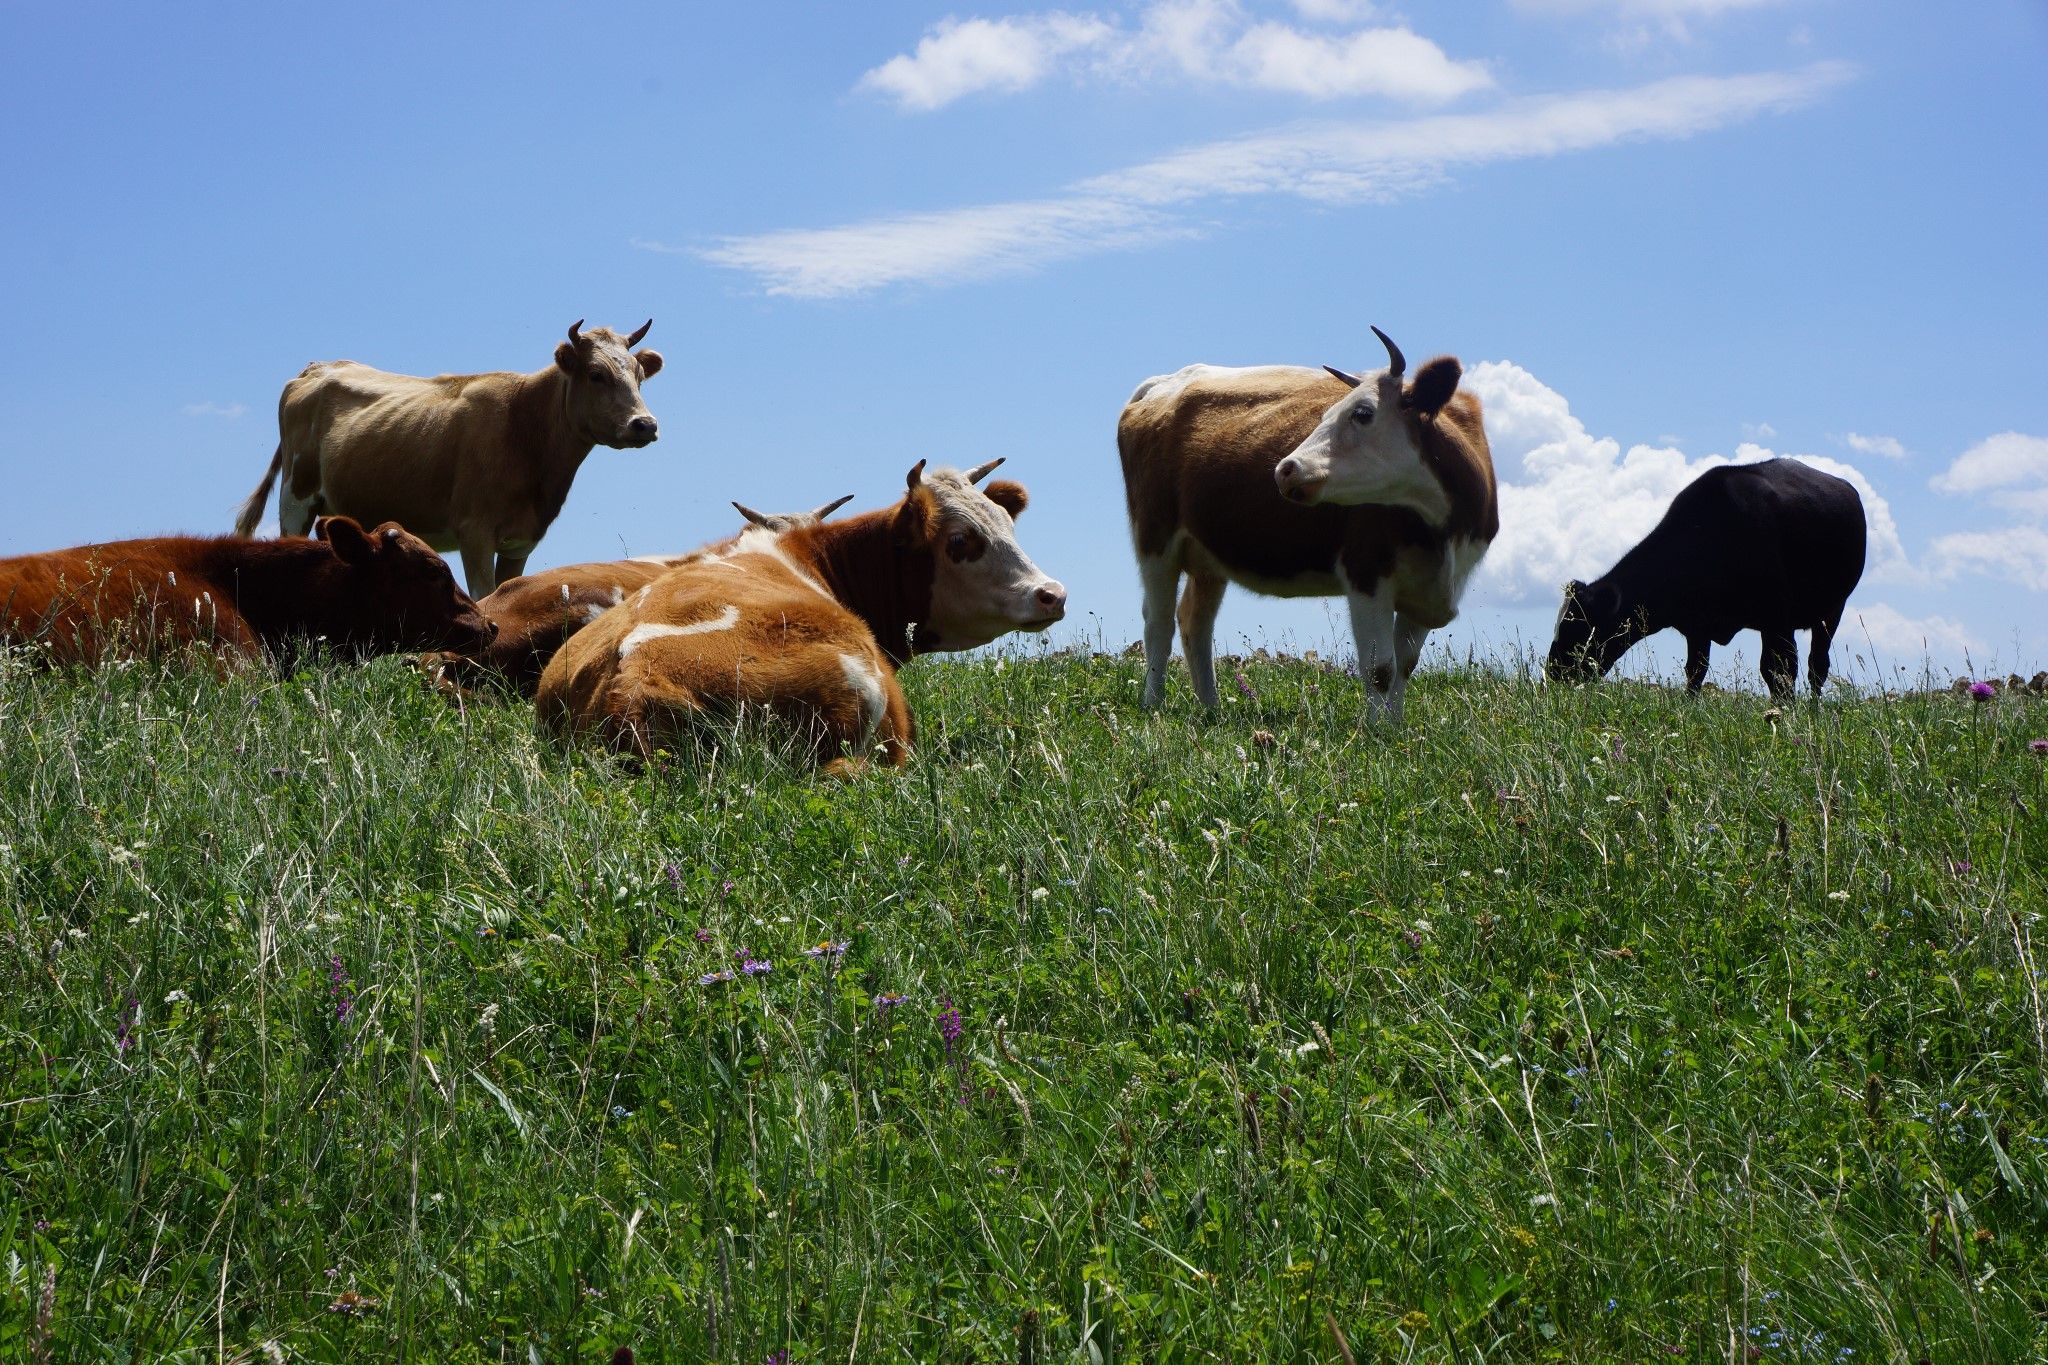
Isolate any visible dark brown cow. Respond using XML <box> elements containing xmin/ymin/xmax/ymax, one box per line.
<box><xmin>0</xmin><ymin>517</ymin><xmax>494</xmax><ymax>666</ymax></box>
<box><xmin>1117</xmin><ymin>328</ymin><xmax>1497</xmax><ymax>722</ymax></box>
<box><xmin>429</xmin><ymin>495</ymin><xmax>855</xmax><ymax>697</ymax></box>
<box><xmin>234</xmin><ymin>320</ymin><xmax>664</xmax><ymax>596</ymax></box>
<box><xmin>537</xmin><ymin>462</ymin><xmax>1066</xmax><ymax>772</ymax></box>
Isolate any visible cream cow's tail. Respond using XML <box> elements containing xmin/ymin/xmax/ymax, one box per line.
<box><xmin>234</xmin><ymin>443</ymin><xmax>284</xmax><ymax>537</ymax></box>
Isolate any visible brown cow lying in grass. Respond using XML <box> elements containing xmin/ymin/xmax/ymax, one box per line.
<box><xmin>536</xmin><ymin>461</ymin><xmax>1066</xmax><ymax>772</ymax></box>
<box><xmin>0</xmin><ymin>517</ymin><xmax>494</xmax><ymax>667</ymax></box>
<box><xmin>427</xmin><ymin>495</ymin><xmax>854</xmax><ymax>697</ymax></box>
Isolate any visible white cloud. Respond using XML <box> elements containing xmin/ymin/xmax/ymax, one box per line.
<box><xmin>1742</xmin><ymin>420</ymin><xmax>1775</xmax><ymax>440</ymax></box>
<box><xmin>1289</xmin><ymin>0</ymin><xmax>1379</xmax><ymax>20</ymax></box>
<box><xmin>1844</xmin><ymin>602</ymin><xmax>1977</xmax><ymax>668</ymax></box>
<box><xmin>856</xmin><ymin>1</ymin><xmax>1490</xmax><ymax>111</ymax></box>
<box><xmin>183</xmin><ymin>401</ymin><xmax>248</xmax><ymax>419</ymax></box>
<box><xmin>1843</xmin><ymin>431</ymin><xmax>1907</xmax><ymax>460</ymax></box>
<box><xmin>696</xmin><ymin>63</ymin><xmax>1853</xmax><ymax>297</ymax></box>
<box><xmin>1461</xmin><ymin>359</ymin><xmax>1909</xmax><ymax>608</ymax></box>
<box><xmin>1931</xmin><ymin>431</ymin><xmax>2048</xmax><ymax>497</ymax></box>
<box><xmin>856</xmin><ymin>14</ymin><xmax>1116</xmax><ymax>112</ymax></box>
<box><xmin>1931</xmin><ymin>525</ymin><xmax>2048</xmax><ymax>593</ymax></box>
<box><xmin>1511</xmin><ymin>0</ymin><xmax>1795</xmax><ymax>48</ymax></box>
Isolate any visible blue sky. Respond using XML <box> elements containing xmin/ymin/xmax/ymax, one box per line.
<box><xmin>2</xmin><ymin>1</ymin><xmax>2042</xmax><ymax>687</ymax></box>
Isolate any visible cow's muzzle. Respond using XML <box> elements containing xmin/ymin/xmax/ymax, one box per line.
<box><xmin>1274</xmin><ymin>457</ymin><xmax>1325</xmax><ymax>504</ymax></box>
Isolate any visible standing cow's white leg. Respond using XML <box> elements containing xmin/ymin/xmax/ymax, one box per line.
<box><xmin>1342</xmin><ymin>574</ymin><xmax>1399</xmax><ymax>723</ymax></box>
<box><xmin>1137</xmin><ymin>552</ymin><xmax>1180</xmax><ymax>708</ymax></box>
<box><xmin>1177</xmin><ymin>573</ymin><xmax>1228</xmax><ymax>708</ymax></box>
<box><xmin>277</xmin><ymin>461</ymin><xmax>318</xmax><ymax>538</ymax></box>
<box><xmin>1387</xmin><ymin>614</ymin><xmax>1431</xmax><ymax>725</ymax></box>
<box><xmin>456</xmin><ymin>534</ymin><xmax>500</xmax><ymax>599</ymax></box>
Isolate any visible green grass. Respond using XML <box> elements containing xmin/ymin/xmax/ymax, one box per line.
<box><xmin>2</xmin><ymin>648</ymin><xmax>2045</xmax><ymax>1362</ymax></box>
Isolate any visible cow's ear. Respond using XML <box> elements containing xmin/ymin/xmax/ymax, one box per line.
<box><xmin>555</xmin><ymin>341</ymin><xmax>579</xmax><ymax>374</ymax></box>
<box><xmin>1401</xmin><ymin>356</ymin><xmax>1462</xmax><ymax>417</ymax></box>
<box><xmin>984</xmin><ymin>480</ymin><xmax>1028</xmax><ymax>520</ymax></box>
<box><xmin>319</xmin><ymin>516</ymin><xmax>376</xmax><ymax>566</ymax></box>
<box><xmin>635</xmin><ymin>349</ymin><xmax>663</xmax><ymax>380</ymax></box>
<box><xmin>1565</xmin><ymin>578</ymin><xmax>1589</xmax><ymax>601</ymax></box>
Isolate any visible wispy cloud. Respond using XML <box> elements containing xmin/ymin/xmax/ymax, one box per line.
<box><xmin>1843</xmin><ymin>431</ymin><xmax>1908</xmax><ymax>460</ymax></box>
<box><xmin>1928</xmin><ymin>431</ymin><xmax>2048</xmax><ymax>589</ymax></box>
<box><xmin>1930</xmin><ymin>431</ymin><xmax>2048</xmax><ymax>498</ymax></box>
<box><xmin>856</xmin><ymin>1</ymin><xmax>1491</xmax><ymax>112</ymax></box>
<box><xmin>1510</xmin><ymin>0</ymin><xmax>1796</xmax><ymax>43</ymax></box>
<box><xmin>691</xmin><ymin>63</ymin><xmax>1853</xmax><ymax>298</ymax></box>
<box><xmin>183</xmin><ymin>401</ymin><xmax>248</xmax><ymax>419</ymax></box>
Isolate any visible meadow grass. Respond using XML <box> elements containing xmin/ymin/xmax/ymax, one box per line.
<box><xmin>1</xmin><ymin>648</ymin><xmax>2044</xmax><ymax>1362</ymax></box>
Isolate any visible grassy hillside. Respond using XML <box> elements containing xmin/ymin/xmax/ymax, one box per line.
<box><xmin>2</xmin><ymin>651</ymin><xmax>2045</xmax><ymax>1362</ymax></box>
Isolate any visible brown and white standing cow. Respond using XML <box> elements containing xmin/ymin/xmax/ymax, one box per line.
<box><xmin>0</xmin><ymin>517</ymin><xmax>494</xmax><ymax>666</ymax></box>
<box><xmin>1117</xmin><ymin>328</ymin><xmax>1497</xmax><ymax>722</ymax></box>
<box><xmin>234</xmin><ymin>320</ymin><xmax>664</xmax><ymax>596</ymax></box>
<box><xmin>536</xmin><ymin>462</ymin><xmax>1066</xmax><ymax>772</ymax></box>
<box><xmin>431</xmin><ymin>495</ymin><xmax>856</xmax><ymax>697</ymax></box>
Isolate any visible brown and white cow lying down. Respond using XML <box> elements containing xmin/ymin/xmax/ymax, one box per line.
<box><xmin>536</xmin><ymin>462</ymin><xmax>1066</xmax><ymax>771</ymax></box>
<box><xmin>1117</xmin><ymin>328</ymin><xmax>1497</xmax><ymax>722</ymax></box>
<box><xmin>431</xmin><ymin>495</ymin><xmax>856</xmax><ymax>697</ymax></box>
<box><xmin>234</xmin><ymin>320</ymin><xmax>665</xmax><ymax>597</ymax></box>
<box><xmin>0</xmin><ymin>517</ymin><xmax>494</xmax><ymax>666</ymax></box>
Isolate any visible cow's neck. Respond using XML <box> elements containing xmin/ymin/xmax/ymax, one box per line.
<box><xmin>192</xmin><ymin>538</ymin><xmax>356</xmax><ymax>650</ymax></box>
<box><xmin>512</xmin><ymin>368</ymin><xmax>598</xmax><ymax>533</ymax></box>
<box><xmin>785</xmin><ymin>510</ymin><xmax>933</xmax><ymax>665</ymax></box>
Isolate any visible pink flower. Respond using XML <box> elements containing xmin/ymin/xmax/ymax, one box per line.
<box><xmin>2029</xmin><ymin>738</ymin><xmax>2048</xmax><ymax>755</ymax></box>
<box><xmin>1969</xmin><ymin>680</ymin><xmax>1997</xmax><ymax>700</ymax></box>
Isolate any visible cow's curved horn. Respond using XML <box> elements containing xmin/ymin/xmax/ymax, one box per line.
<box><xmin>905</xmin><ymin>459</ymin><xmax>928</xmax><ymax>490</ymax></box>
<box><xmin>732</xmin><ymin>501</ymin><xmax>771</xmax><ymax>527</ymax></box>
<box><xmin>566</xmin><ymin>319</ymin><xmax>584</xmax><ymax>345</ymax></box>
<box><xmin>811</xmin><ymin>493</ymin><xmax>855</xmax><ymax>520</ymax></box>
<box><xmin>1323</xmin><ymin>365</ymin><xmax>1362</xmax><ymax>389</ymax></box>
<box><xmin>965</xmin><ymin>457</ymin><xmax>1006</xmax><ymax>484</ymax></box>
<box><xmin>1371</xmin><ymin>325</ymin><xmax>1406</xmax><ymax>378</ymax></box>
<box><xmin>625</xmin><ymin>318</ymin><xmax>653</xmax><ymax>348</ymax></box>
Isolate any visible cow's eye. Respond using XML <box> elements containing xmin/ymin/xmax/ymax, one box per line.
<box><xmin>589</xmin><ymin>368</ymin><xmax>609</xmax><ymax>383</ymax></box>
<box><xmin>1351</xmin><ymin>405</ymin><xmax>1374</xmax><ymax>424</ymax></box>
<box><xmin>947</xmin><ymin>532</ymin><xmax>971</xmax><ymax>558</ymax></box>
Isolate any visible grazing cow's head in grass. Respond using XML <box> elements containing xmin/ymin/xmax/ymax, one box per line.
<box><xmin>1545</xmin><ymin>578</ymin><xmax>1633</xmax><ymax>682</ymax></box>
<box><xmin>894</xmin><ymin>459</ymin><xmax>1066</xmax><ymax>653</ymax></box>
<box><xmin>1274</xmin><ymin>327</ymin><xmax>1464</xmax><ymax>522</ymax></box>
<box><xmin>555</xmin><ymin>319</ymin><xmax>664</xmax><ymax>450</ymax></box>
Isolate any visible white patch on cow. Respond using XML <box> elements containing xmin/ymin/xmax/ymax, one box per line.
<box><xmin>634</xmin><ymin>586</ymin><xmax>653</xmax><ymax>607</ymax></box>
<box><xmin>628</xmin><ymin>552</ymin><xmax>694</xmax><ymax>566</ymax></box>
<box><xmin>1128</xmin><ymin>364</ymin><xmax>1311</xmax><ymax>408</ymax></box>
<box><xmin>608</xmin><ymin>585</ymin><xmax>626</xmax><ymax>605</ymax></box>
<box><xmin>748</xmin><ymin>538</ymin><xmax>832</xmax><ymax>600</ymax></box>
<box><xmin>578</xmin><ymin>603</ymin><xmax>609</xmax><ymax>624</ymax></box>
<box><xmin>617</xmin><ymin>604</ymin><xmax>741</xmax><ymax>659</ymax></box>
<box><xmin>838</xmin><ymin>651</ymin><xmax>888</xmax><ymax>744</ymax></box>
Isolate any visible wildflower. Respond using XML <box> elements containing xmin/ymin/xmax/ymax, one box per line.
<box><xmin>611</xmin><ymin>1105</ymin><xmax>633</xmax><ymax>1119</ymax></box>
<box><xmin>325</xmin><ymin>1267</ymin><xmax>340</xmax><ymax>1279</ymax></box>
<box><xmin>1030</xmin><ymin>886</ymin><xmax>1049</xmax><ymax>901</ymax></box>
<box><xmin>33</xmin><ymin>1218</ymin><xmax>49</xmax><ymax>1232</ymax></box>
<box><xmin>1969</xmin><ymin>680</ymin><xmax>1996</xmax><ymax>700</ymax></box>
<box><xmin>937</xmin><ymin>1000</ymin><xmax>963</xmax><ymax>1053</ymax></box>
<box><xmin>115</xmin><ymin>996</ymin><xmax>139</xmax><ymax>1053</ymax></box>
<box><xmin>765</xmin><ymin>1352</ymin><xmax>791</xmax><ymax>1365</ymax></box>
<box><xmin>697</xmin><ymin>969</ymin><xmax>735</xmax><ymax>987</ymax></box>
<box><xmin>1234</xmin><ymin>669</ymin><xmax>1257</xmax><ymax>702</ymax></box>
<box><xmin>803</xmin><ymin>940</ymin><xmax>850</xmax><ymax>960</ymax></box>
<box><xmin>875</xmin><ymin>992</ymin><xmax>909</xmax><ymax>1011</ymax></box>
<box><xmin>740</xmin><ymin>958</ymin><xmax>772</xmax><ymax>977</ymax></box>
<box><xmin>1950</xmin><ymin>859</ymin><xmax>1972</xmax><ymax>876</ymax></box>
<box><xmin>664</xmin><ymin>862</ymin><xmax>684</xmax><ymax>889</ymax></box>
<box><xmin>720</xmin><ymin>879</ymin><xmax>735</xmax><ymax>896</ymax></box>
<box><xmin>693</xmin><ymin>928</ymin><xmax>713</xmax><ymax>943</ymax></box>
<box><xmin>329</xmin><ymin>955</ymin><xmax>356</xmax><ymax>1024</ymax></box>
<box><xmin>163</xmin><ymin>989</ymin><xmax>189</xmax><ymax>1004</ymax></box>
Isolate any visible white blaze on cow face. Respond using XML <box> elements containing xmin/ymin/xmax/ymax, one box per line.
<box><xmin>917</xmin><ymin>466</ymin><xmax>1067</xmax><ymax>651</ymax></box>
<box><xmin>1275</xmin><ymin>368</ymin><xmax>1449</xmax><ymax>523</ymax></box>
<box><xmin>554</xmin><ymin>320</ymin><xmax>664</xmax><ymax>450</ymax></box>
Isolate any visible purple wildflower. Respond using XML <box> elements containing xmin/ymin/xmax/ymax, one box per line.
<box><xmin>693</xmin><ymin>928</ymin><xmax>713</xmax><ymax>943</ymax></box>
<box><xmin>1235</xmin><ymin>669</ymin><xmax>1258</xmax><ymax>702</ymax></box>
<box><xmin>664</xmin><ymin>862</ymin><xmax>684</xmax><ymax>889</ymax></box>
<box><xmin>698</xmin><ymin>969</ymin><xmax>735</xmax><ymax>987</ymax></box>
<box><xmin>765</xmin><ymin>1352</ymin><xmax>791</xmax><ymax>1365</ymax></box>
<box><xmin>2029</xmin><ymin>738</ymin><xmax>2048</xmax><ymax>755</ymax></box>
<box><xmin>1969</xmin><ymin>680</ymin><xmax>1997</xmax><ymax>700</ymax></box>
<box><xmin>33</xmin><ymin>1219</ymin><xmax>49</xmax><ymax>1233</ymax></box>
<box><xmin>937</xmin><ymin>1000</ymin><xmax>963</xmax><ymax>1053</ymax></box>
<box><xmin>740</xmin><ymin>958</ymin><xmax>772</xmax><ymax>977</ymax></box>
<box><xmin>720</xmin><ymin>878</ymin><xmax>735</xmax><ymax>897</ymax></box>
<box><xmin>115</xmin><ymin>995</ymin><xmax>138</xmax><ymax>1053</ymax></box>
<box><xmin>803</xmin><ymin>940</ymin><xmax>850</xmax><ymax>960</ymax></box>
<box><xmin>1951</xmin><ymin>859</ymin><xmax>1973</xmax><ymax>876</ymax></box>
<box><xmin>329</xmin><ymin>955</ymin><xmax>356</xmax><ymax>1024</ymax></box>
<box><xmin>875</xmin><ymin>992</ymin><xmax>909</xmax><ymax>1012</ymax></box>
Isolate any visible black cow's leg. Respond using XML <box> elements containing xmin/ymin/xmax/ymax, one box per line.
<box><xmin>1684</xmin><ymin>635</ymin><xmax>1711</xmax><ymax>693</ymax></box>
<box><xmin>1807</xmin><ymin>618</ymin><xmax>1837</xmax><ymax>697</ymax></box>
<box><xmin>1760</xmin><ymin>630</ymin><xmax>1798</xmax><ymax>700</ymax></box>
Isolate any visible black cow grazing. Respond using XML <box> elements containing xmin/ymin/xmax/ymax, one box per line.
<box><xmin>1546</xmin><ymin>458</ymin><xmax>1867</xmax><ymax>698</ymax></box>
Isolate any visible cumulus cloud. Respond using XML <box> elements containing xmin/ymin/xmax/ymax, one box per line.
<box><xmin>1843</xmin><ymin>431</ymin><xmax>1907</xmax><ymax>460</ymax></box>
<box><xmin>1461</xmin><ymin>359</ymin><xmax>1909</xmax><ymax>608</ymax></box>
<box><xmin>183</xmin><ymin>401</ymin><xmax>248</xmax><ymax>419</ymax></box>
<box><xmin>856</xmin><ymin>1</ymin><xmax>1490</xmax><ymax>111</ymax></box>
<box><xmin>1924</xmin><ymin>431</ymin><xmax>2048</xmax><ymax>590</ymax></box>
<box><xmin>856</xmin><ymin>14</ymin><xmax>1116</xmax><ymax>112</ymax></box>
<box><xmin>1931</xmin><ymin>525</ymin><xmax>2048</xmax><ymax>593</ymax></box>
<box><xmin>695</xmin><ymin>63</ymin><xmax>1852</xmax><ymax>296</ymax></box>
<box><xmin>1844</xmin><ymin>602</ymin><xmax>1977</xmax><ymax>669</ymax></box>
<box><xmin>1930</xmin><ymin>431</ymin><xmax>2048</xmax><ymax>498</ymax></box>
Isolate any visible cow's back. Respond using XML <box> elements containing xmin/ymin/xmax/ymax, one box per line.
<box><xmin>0</xmin><ymin>543</ymin><xmax>255</xmax><ymax>662</ymax></box>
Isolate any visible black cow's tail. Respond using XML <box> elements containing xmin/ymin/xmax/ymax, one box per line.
<box><xmin>234</xmin><ymin>443</ymin><xmax>283</xmax><ymax>537</ymax></box>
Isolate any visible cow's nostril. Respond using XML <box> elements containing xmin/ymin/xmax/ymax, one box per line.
<box><xmin>630</xmin><ymin>416</ymin><xmax>657</xmax><ymax>437</ymax></box>
<box><xmin>1037</xmin><ymin>584</ymin><xmax>1067</xmax><ymax>610</ymax></box>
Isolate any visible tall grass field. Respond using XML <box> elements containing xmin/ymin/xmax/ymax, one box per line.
<box><xmin>2</xmin><ymin>649</ymin><xmax>2045</xmax><ymax>1362</ymax></box>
